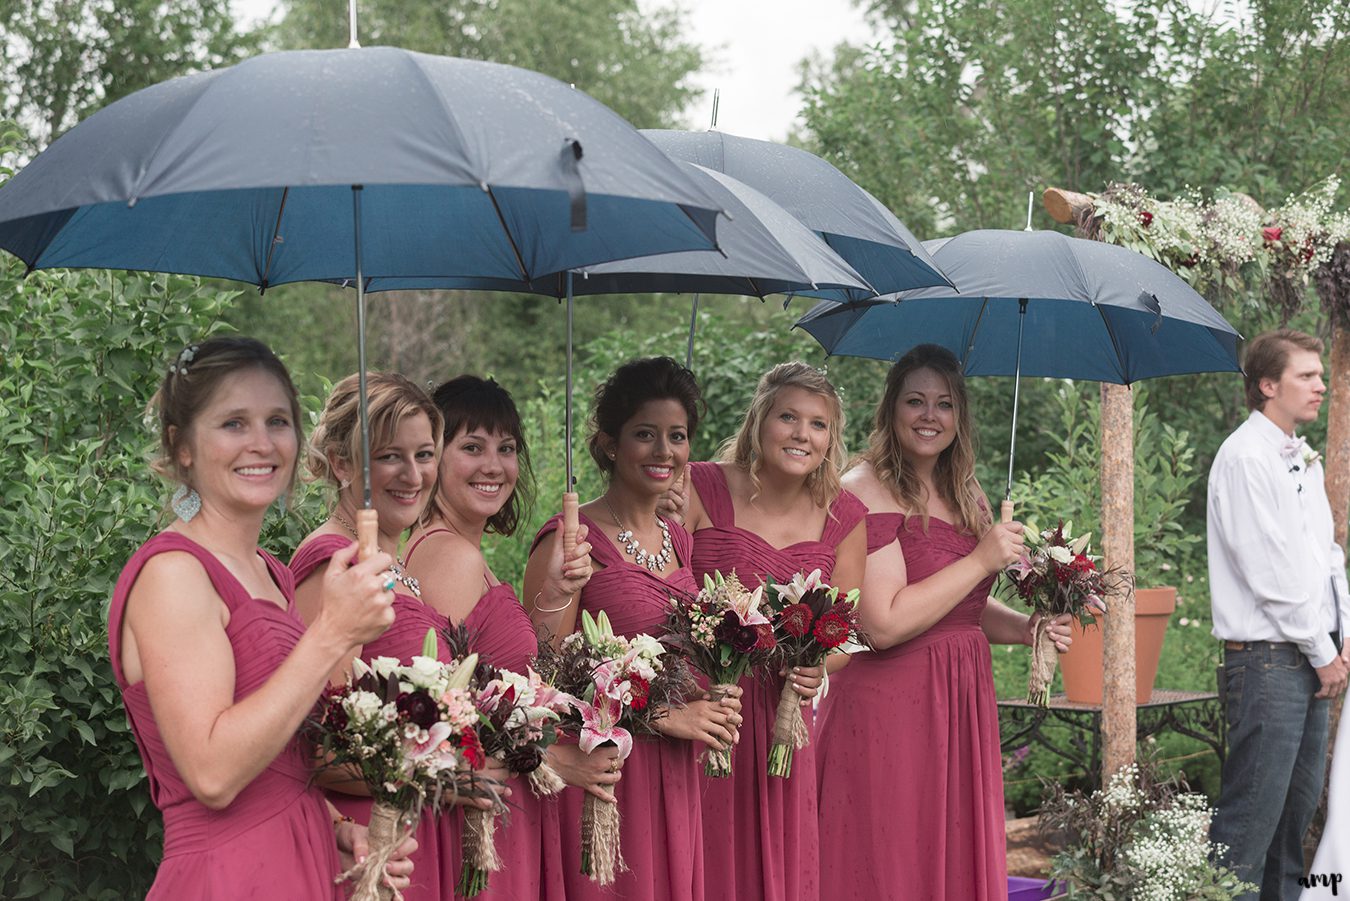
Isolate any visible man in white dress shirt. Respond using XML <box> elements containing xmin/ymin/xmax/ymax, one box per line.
<box><xmin>1209</xmin><ymin>328</ymin><xmax>1350</xmax><ymax>900</ymax></box>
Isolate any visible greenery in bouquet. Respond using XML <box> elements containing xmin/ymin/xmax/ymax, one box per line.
<box><xmin>441</xmin><ymin>625</ymin><xmax>574</xmax><ymax>897</ymax></box>
<box><xmin>1039</xmin><ymin>762</ymin><xmax>1254</xmax><ymax>900</ymax></box>
<box><xmin>1004</xmin><ymin>521</ymin><xmax>1122</xmax><ymax>706</ymax></box>
<box><xmin>533</xmin><ymin>610</ymin><xmax>692</xmax><ymax>885</ymax></box>
<box><xmin>762</xmin><ymin>568</ymin><xmax>865</xmax><ymax>777</ymax></box>
<box><xmin>663</xmin><ymin>570</ymin><xmax>778</xmax><ymax>777</ymax></box>
<box><xmin>306</xmin><ymin>631</ymin><xmax>488</xmax><ymax>899</ymax></box>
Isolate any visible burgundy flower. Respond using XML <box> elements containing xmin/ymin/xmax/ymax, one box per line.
<box><xmin>628</xmin><ymin>675</ymin><xmax>651</xmax><ymax>711</ymax></box>
<box><xmin>716</xmin><ymin>611</ymin><xmax>761</xmax><ymax>654</ymax></box>
<box><xmin>396</xmin><ymin>690</ymin><xmax>439</xmax><ymax>729</ymax></box>
<box><xmin>779</xmin><ymin>603</ymin><xmax>814</xmax><ymax>637</ymax></box>
<box><xmin>1263</xmin><ymin>225</ymin><xmax>1283</xmax><ymax>244</ymax></box>
<box><xmin>459</xmin><ymin>729</ymin><xmax>486</xmax><ymax>770</ymax></box>
<box><xmin>1180</xmin><ymin>254</ymin><xmax>1200</xmax><ymax>268</ymax></box>
<box><xmin>1138</xmin><ymin>210</ymin><xmax>1153</xmax><ymax>227</ymax></box>
<box><xmin>813</xmin><ymin>613</ymin><xmax>851</xmax><ymax>649</ymax></box>
<box><xmin>753</xmin><ymin>623</ymin><xmax>777</xmax><ymax>651</ymax></box>
<box><xmin>505</xmin><ymin>744</ymin><xmax>544</xmax><ymax>774</ymax></box>
<box><xmin>1070</xmin><ymin>553</ymin><xmax>1096</xmax><ymax>574</ymax></box>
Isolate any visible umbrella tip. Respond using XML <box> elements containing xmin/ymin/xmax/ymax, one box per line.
<box><xmin>1023</xmin><ymin>191</ymin><xmax>1034</xmax><ymax>231</ymax></box>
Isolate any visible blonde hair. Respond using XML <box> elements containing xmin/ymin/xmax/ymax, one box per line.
<box><xmin>307</xmin><ymin>372</ymin><xmax>445</xmax><ymax>489</ymax></box>
<box><xmin>720</xmin><ymin>361</ymin><xmax>846</xmax><ymax>507</ymax></box>
<box><xmin>860</xmin><ymin>345</ymin><xmax>988</xmax><ymax>536</ymax></box>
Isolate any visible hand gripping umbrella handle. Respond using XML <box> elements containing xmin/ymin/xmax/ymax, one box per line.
<box><xmin>562</xmin><ymin>492</ymin><xmax>580</xmax><ymax>563</ymax></box>
<box><xmin>1000</xmin><ymin>499</ymin><xmax>1014</xmax><ymax>524</ymax></box>
<box><xmin>357</xmin><ymin>508</ymin><xmax>380</xmax><ymax>560</ymax></box>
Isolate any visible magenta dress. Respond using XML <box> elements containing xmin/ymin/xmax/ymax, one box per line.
<box><xmin>107</xmin><ymin>533</ymin><xmax>344</xmax><ymax>899</ymax></box>
<box><xmin>686</xmin><ymin>461</ymin><xmax>866</xmax><ymax>901</ymax></box>
<box><xmin>815</xmin><ymin>514</ymin><xmax>1006</xmax><ymax>901</ymax></box>
<box><xmin>291</xmin><ymin>533</ymin><xmax>455</xmax><ymax>901</ymax></box>
<box><xmin>402</xmin><ymin>528</ymin><xmax>567</xmax><ymax>901</ymax></box>
<box><xmin>533</xmin><ymin>511</ymin><xmax>704</xmax><ymax>901</ymax></box>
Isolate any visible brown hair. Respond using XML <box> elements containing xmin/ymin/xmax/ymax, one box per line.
<box><xmin>587</xmin><ymin>357</ymin><xmax>703</xmax><ymax>474</ymax></box>
<box><xmin>424</xmin><ymin>375</ymin><xmax>533</xmax><ymax>536</ymax></box>
<box><xmin>150</xmin><ymin>336</ymin><xmax>304</xmax><ymax>495</ymax></box>
<box><xmin>719</xmin><ymin>361</ymin><xmax>847</xmax><ymax>507</ymax></box>
<box><xmin>859</xmin><ymin>344</ymin><xmax>988</xmax><ymax>536</ymax></box>
<box><xmin>1243</xmin><ymin>328</ymin><xmax>1323</xmax><ymax>411</ymax></box>
<box><xmin>307</xmin><ymin>372</ymin><xmax>444</xmax><ymax>488</ymax></box>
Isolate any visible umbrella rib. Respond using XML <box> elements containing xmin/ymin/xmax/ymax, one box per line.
<box><xmin>1092</xmin><ymin>302</ymin><xmax>1130</xmax><ymax>384</ymax></box>
<box><xmin>961</xmin><ymin>297</ymin><xmax>991</xmax><ymax>370</ymax></box>
<box><xmin>485</xmin><ymin>186</ymin><xmax>532</xmax><ymax>282</ymax></box>
<box><xmin>258</xmin><ymin>186</ymin><xmax>290</xmax><ymax>291</ymax></box>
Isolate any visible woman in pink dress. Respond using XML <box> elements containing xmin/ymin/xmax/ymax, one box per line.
<box><xmin>108</xmin><ymin>337</ymin><xmax>414</xmax><ymax>898</ymax></box>
<box><xmin>402</xmin><ymin>374</ymin><xmax>592</xmax><ymax>900</ymax></box>
<box><xmin>292</xmin><ymin>371</ymin><xmax>496</xmax><ymax>900</ymax></box>
<box><xmin>815</xmin><ymin>344</ymin><xmax>1072</xmax><ymax>900</ymax></box>
<box><xmin>524</xmin><ymin>356</ymin><xmax>743</xmax><ymax>901</ymax></box>
<box><xmin>681</xmin><ymin>361</ymin><xmax>865</xmax><ymax>901</ymax></box>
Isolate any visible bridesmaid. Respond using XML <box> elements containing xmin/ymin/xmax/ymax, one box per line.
<box><xmin>815</xmin><ymin>344</ymin><xmax>1071</xmax><ymax>900</ymax></box>
<box><xmin>524</xmin><ymin>356</ymin><xmax>743</xmax><ymax>901</ymax></box>
<box><xmin>292</xmin><ymin>371</ymin><xmax>490</xmax><ymax>900</ymax></box>
<box><xmin>108</xmin><ymin>337</ymin><xmax>414</xmax><ymax>897</ymax></box>
<box><xmin>403</xmin><ymin>374</ymin><xmax>592</xmax><ymax>900</ymax></box>
<box><xmin>682</xmin><ymin>360</ymin><xmax>866</xmax><ymax>901</ymax></box>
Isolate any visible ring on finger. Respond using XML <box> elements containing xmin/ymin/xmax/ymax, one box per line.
<box><xmin>382</xmin><ymin>577</ymin><xmax>397</xmax><ymax>592</ymax></box>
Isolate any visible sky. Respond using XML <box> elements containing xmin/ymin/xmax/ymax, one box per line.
<box><xmin>231</xmin><ymin>0</ymin><xmax>883</xmax><ymax>142</ymax></box>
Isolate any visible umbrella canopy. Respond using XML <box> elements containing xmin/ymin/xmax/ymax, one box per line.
<box><xmin>0</xmin><ymin>47</ymin><xmax>724</xmax><ymax>286</ymax></box>
<box><xmin>795</xmin><ymin>229</ymin><xmax>1242</xmax><ymax>383</ymax></box>
<box><xmin>641</xmin><ymin>129</ymin><xmax>950</xmax><ymax>295</ymax></box>
<box><xmin>349</xmin><ymin>163</ymin><xmax>875</xmax><ymax>301</ymax></box>
<box><xmin>794</xmin><ymin>228</ymin><xmax>1243</xmax><ymax>503</ymax></box>
<box><xmin>0</xmin><ymin>47</ymin><xmax>729</xmax><ymax>555</ymax></box>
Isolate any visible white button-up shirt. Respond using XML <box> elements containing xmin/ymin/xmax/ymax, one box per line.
<box><xmin>1208</xmin><ymin>410</ymin><xmax>1350</xmax><ymax>668</ymax></box>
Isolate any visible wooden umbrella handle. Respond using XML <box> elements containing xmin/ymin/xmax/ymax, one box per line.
<box><xmin>356</xmin><ymin>508</ymin><xmax>380</xmax><ymax>560</ymax></box>
<box><xmin>1001</xmin><ymin>499</ymin><xmax>1014</xmax><ymax>524</ymax></box>
<box><xmin>562</xmin><ymin>492</ymin><xmax>580</xmax><ymax>563</ymax></box>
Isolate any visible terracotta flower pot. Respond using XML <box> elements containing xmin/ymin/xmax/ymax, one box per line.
<box><xmin>1058</xmin><ymin>586</ymin><xmax>1178</xmax><ymax>705</ymax></box>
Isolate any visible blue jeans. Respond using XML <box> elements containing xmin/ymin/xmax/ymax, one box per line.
<box><xmin>1212</xmin><ymin>643</ymin><xmax>1329</xmax><ymax>901</ymax></box>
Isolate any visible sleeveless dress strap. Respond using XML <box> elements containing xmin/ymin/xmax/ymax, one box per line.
<box><xmin>288</xmin><ymin>532</ymin><xmax>352</xmax><ymax>584</ymax></box>
<box><xmin>109</xmin><ymin>532</ymin><xmax>284</xmax><ymax>686</ymax></box>
<box><xmin>821</xmin><ymin>489</ymin><xmax>867</xmax><ymax>547</ymax></box>
<box><xmin>688</xmin><ymin>461</ymin><xmax>735</xmax><ymax>529</ymax></box>
<box><xmin>865</xmin><ymin>512</ymin><xmax>907</xmax><ymax>555</ymax></box>
<box><xmin>403</xmin><ymin>527</ymin><xmax>455</xmax><ymax>565</ymax></box>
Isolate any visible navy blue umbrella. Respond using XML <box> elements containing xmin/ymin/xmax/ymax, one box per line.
<box><xmin>0</xmin><ymin>46</ymin><xmax>727</xmax><ymax>553</ymax></box>
<box><xmin>795</xmin><ymin>228</ymin><xmax>1242</xmax><ymax>504</ymax></box>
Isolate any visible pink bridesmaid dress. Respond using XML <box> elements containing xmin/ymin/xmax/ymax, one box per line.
<box><xmin>533</xmin><ymin>511</ymin><xmax>704</xmax><ymax>901</ymax></box>
<box><xmin>402</xmin><ymin>528</ymin><xmax>567</xmax><ymax>901</ymax></box>
<box><xmin>291</xmin><ymin>533</ymin><xmax>455</xmax><ymax>901</ymax></box>
<box><xmin>108</xmin><ymin>532</ymin><xmax>344</xmax><ymax>899</ymax></box>
<box><xmin>815</xmin><ymin>513</ymin><xmax>1006</xmax><ymax>901</ymax></box>
<box><xmin>686</xmin><ymin>460</ymin><xmax>865</xmax><ymax>901</ymax></box>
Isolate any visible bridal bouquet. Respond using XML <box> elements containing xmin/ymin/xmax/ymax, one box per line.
<box><xmin>1004</xmin><ymin>521</ymin><xmax>1112</xmax><ymax>706</ymax></box>
<box><xmin>534</xmin><ymin>610</ymin><xmax>690</xmax><ymax>885</ymax></box>
<box><xmin>442</xmin><ymin>627</ymin><xmax>574</xmax><ymax>897</ymax></box>
<box><xmin>764</xmin><ymin>569</ymin><xmax>864</xmax><ymax>777</ymax></box>
<box><xmin>664</xmin><ymin>570</ymin><xmax>777</xmax><ymax>777</ymax></box>
<box><xmin>307</xmin><ymin>630</ymin><xmax>489</xmax><ymax>901</ymax></box>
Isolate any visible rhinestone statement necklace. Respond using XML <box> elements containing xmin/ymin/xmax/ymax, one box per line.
<box><xmin>602</xmin><ymin>497</ymin><xmax>672</xmax><ymax>572</ymax></box>
<box><xmin>331</xmin><ymin>511</ymin><xmax>422</xmax><ymax>597</ymax></box>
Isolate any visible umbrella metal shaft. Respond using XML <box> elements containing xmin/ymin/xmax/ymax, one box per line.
<box><xmin>352</xmin><ymin>185</ymin><xmax>372</xmax><ymax>509</ymax></box>
<box><xmin>685</xmin><ymin>293</ymin><xmax>701</xmax><ymax>369</ymax></box>
<box><xmin>1006</xmin><ymin>297</ymin><xmax>1028</xmax><ymax>501</ymax></box>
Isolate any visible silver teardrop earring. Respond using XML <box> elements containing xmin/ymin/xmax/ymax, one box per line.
<box><xmin>172</xmin><ymin>484</ymin><xmax>201</xmax><ymax>522</ymax></box>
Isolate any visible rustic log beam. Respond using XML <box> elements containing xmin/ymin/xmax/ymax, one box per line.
<box><xmin>1043</xmin><ymin>187</ymin><xmax>1095</xmax><ymax>225</ymax></box>
<box><xmin>1099</xmin><ymin>382</ymin><xmax>1137</xmax><ymax>781</ymax></box>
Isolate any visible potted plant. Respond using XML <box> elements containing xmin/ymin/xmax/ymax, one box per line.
<box><xmin>1011</xmin><ymin>386</ymin><xmax>1199</xmax><ymax>703</ymax></box>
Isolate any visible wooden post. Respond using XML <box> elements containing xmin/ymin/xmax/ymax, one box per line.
<box><xmin>1099</xmin><ymin>382</ymin><xmax>1137</xmax><ymax>779</ymax></box>
<box><xmin>1326</xmin><ymin>317</ymin><xmax>1350</xmax><ymax>547</ymax></box>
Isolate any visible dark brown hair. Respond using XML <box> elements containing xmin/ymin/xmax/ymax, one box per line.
<box><xmin>587</xmin><ymin>357</ymin><xmax>703</xmax><ymax>473</ymax></box>
<box><xmin>859</xmin><ymin>344</ymin><xmax>988</xmax><ymax>536</ymax></box>
<box><xmin>425</xmin><ymin>375</ymin><xmax>533</xmax><ymax>536</ymax></box>
<box><xmin>150</xmin><ymin>336</ymin><xmax>304</xmax><ymax>493</ymax></box>
<box><xmin>1243</xmin><ymin>328</ymin><xmax>1323</xmax><ymax>411</ymax></box>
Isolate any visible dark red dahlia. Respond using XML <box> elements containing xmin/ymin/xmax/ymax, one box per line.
<box><xmin>1263</xmin><ymin>225</ymin><xmax>1283</xmax><ymax>244</ymax></box>
<box><xmin>1070</xmin><ymin>553</ymin><xmax>1096</xmax><ymax>574</ymax></box>
<box><xmin>396</xmin><ymin>690</ymin><xmax>439</xmax><ymax>729</ymax></box>
<box><xmin>1139</xmin><ymin>210</ymin><xmax>1153</xmax><ymax>227</ymax></box>
<box><xmin>813</xmin><ymin>613</ymin><xmax>851</xmax><ymax>649</ymax></box>
<box><xmin>779</xmin><ymin>603</ymin><xmax>814</xmax><ymax>637</ymax></box>
<box><xmin>459</xmin><ymin>729</ymin><xmax>486</xmax><ymax>770</ymax></box>
<box><xmin>628</xmin><ymin>675</ymin><xmax>651</xmax><ymax>711</ymax></box>
<box><xmin>753</xmin><ymin>623</ymin><xmax>777</xmax><ymax>651</ymax></box>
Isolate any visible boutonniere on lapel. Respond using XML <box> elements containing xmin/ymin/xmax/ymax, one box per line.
<box><xmin>1303</xmin><ymin>444</ymin><xmax>1323</xmax><ymax>468</ymax></box>
<box><xmin>1280</xmin><ymin>436</ymin><xmax>1321</xmax><ymax>470</ymax></box>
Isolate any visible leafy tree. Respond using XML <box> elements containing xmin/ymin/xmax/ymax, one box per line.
<box><xmin>0</xmin><ymin>0</ymin><xmax>260</xmax><ymax>153</ymax></box>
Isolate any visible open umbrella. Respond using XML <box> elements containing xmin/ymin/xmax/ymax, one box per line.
<box><xmin>794</xmin><ymin>228</ymin><xmax>1243</xmax><ymax>516</ymax></box>
<box><xmin>640</xmin><ymin>129</ymin><xmax>949</xmax><ymax>364</ymax></box>
<box><xmin>0</xmin><ymin>46</ymin><xmax>726</xmax><ymax>554</ymax></box>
